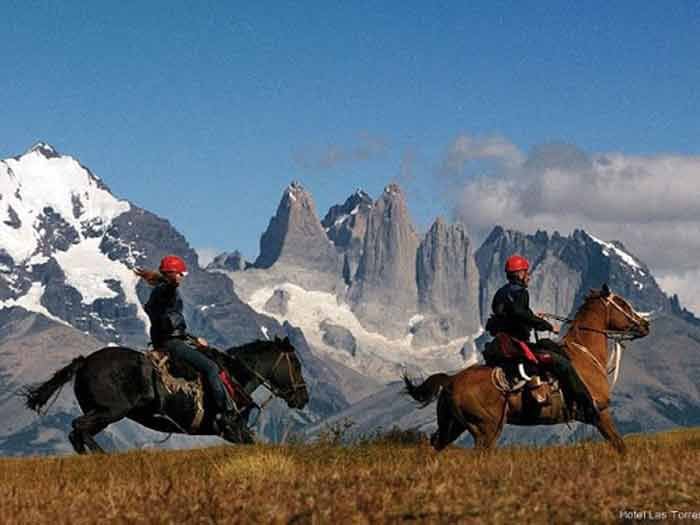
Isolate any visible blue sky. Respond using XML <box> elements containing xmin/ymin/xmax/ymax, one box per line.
<box><xmin>2</xmin><ymin>1</ymin><xmax>700</xmax><ymax>267</ymax></box>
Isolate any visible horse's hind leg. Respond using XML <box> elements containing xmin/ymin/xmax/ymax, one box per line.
<box><xmin>70</xmin><ymin>406</ymin><xmax>130</xmax><ymax>454</ymax></box>
<box><xmin>431</xmin><ymin>392</ymin><xmax>465</xmax><ymax>451</ymax></box>
<box><xmin>595</xmin><ymin>409</ymin><xmax>626</xmax><ymax>455</ymax></box>
<box><xmin>464</xmin><ymin>399</ymin><xmax>507</xmax><ymax>451</ymax></box>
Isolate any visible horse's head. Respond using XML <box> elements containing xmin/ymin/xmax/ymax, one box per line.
<box><xmin>269</xmin><ymin>336</ymin><xmax>309</xmax><ymax>409</ymax></box>
<box><xmin>231</xmin><ymin>336</ymin><xmax>309</xmax><ymax>409</ymax></box>
<box><xmin>588</xmin><ymin>284</ymin><xmax>650</xmax><ymax>339</ymax></box>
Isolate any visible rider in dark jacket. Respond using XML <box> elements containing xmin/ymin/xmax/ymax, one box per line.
<box><xmin>486</xmin><ymin>254</ymin><xmax>600</xmax><ymax>422</ymax></box>
<box><xmin>490</xmin><ymin>279</ymin><xmax>554</xmax><ymax>342</ymax></box>
<box><xmin>135</xmin><ymin>255</ymin><xmax>238</xmax><ymax>436</ymax></box>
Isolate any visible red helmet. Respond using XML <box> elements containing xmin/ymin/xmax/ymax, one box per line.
<box><xmin>505</xmin><ymin>254</ymin><xmax>529</xmax><ymax>273</ymax></box>
<box><xmin>159</xmin><ymin>255</ymin><xmax>187</xmax><ymax>274</ymax></box>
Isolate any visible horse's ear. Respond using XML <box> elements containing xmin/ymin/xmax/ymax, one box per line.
<box><xmin>601</xmin><ymin>283</ymin><xmax>611</xmax><ymax>297</ymax></box>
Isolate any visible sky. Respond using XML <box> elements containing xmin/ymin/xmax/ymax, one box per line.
<box><xmin>2</xmin><ymin>1</ymin><xmax>700</xmax><ymax>310</ymax></box>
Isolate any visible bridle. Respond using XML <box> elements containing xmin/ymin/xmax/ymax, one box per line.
<box><xmin>544</xmin><ymin>293</ymin><xmax>646</xmax><ymax>341</ymax></box>
<box><xmin>236</xmin><ymin>348</ymin><xmax>307</xmax><ymax>409</ymax></box>
<box><xmin>542</xmin><ymin>293</ymin><xmax>647</xmax><ymax>389</ymax></box>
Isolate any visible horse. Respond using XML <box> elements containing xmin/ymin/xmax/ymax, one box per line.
<box><xmin>22</xmin><ymin>336</ymin><xmax>309</xmax><ymax>453</ymax></box>
<box><xmin>404</xmin><ymin>285</ymin><xmax>650</xmax><ymax>454</ymax></box>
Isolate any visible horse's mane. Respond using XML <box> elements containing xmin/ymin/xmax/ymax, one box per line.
<box><xmin>585</xmin><ymin>288</ymin><xmax>608</xmax><ymax>301</ymax></box>
<box><xmin>227</xmin><ymin>339</ymin><xmax>277</xmax><ymax>357</ymax></box>
<box><xmin>578</xmin><ymin>289</ymin><xmax>606</xmax><ymax>311</ymax></box>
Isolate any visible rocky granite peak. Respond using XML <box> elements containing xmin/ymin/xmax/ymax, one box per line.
<box><xmin>322</xmin><ymin>189</ymin><xmax>373</xmax><ymax>285</ymax></box>
<box><xmin>347</xmin><ymin>184</ymin><xmax>420</xmax><ymax>338</ymax></box>
<box><xmin>414</xmin><ymin>219</ymin><xmax>480</xmax><ymax>345</ymax></box>
<box><xmin>254</xmin><ymin>182</ymin><xmax>339</xmax><ymax>273</ymax></box>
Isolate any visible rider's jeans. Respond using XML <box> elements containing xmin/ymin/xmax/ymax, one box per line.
<box><xmin>163</xmin><ymin>338</ymin><xmax>231</xmax><ymax>413</ymax></box>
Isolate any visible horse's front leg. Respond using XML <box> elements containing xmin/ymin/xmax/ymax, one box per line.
<box><xmin>594</xmin><ymin>408</ymin><xmax>626</xmax><ymax>454</ymax></box>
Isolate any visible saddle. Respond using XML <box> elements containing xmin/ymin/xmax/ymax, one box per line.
<box><xmin>491</xmin><ymin>368</ymin><xmax>568</xmax><ymax>429</ymax></box>
<box><xmin>485</xmin><ymin>335</ymin><xmax>565</xmax><ymax>408</ymax></box>
<box><xmin>146</xmin><ymin>347</ymin><xmax>254</xmax><ymax>419</ymax></box>
<box><xmin>147</xmin><ymin>349</ymin><xmax>207</xmax><ymax>431</ymax></box>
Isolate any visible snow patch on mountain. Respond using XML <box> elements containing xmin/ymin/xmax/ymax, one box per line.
<box><xmin>247</xmin><ymin>282</ymin><xmax>475</xmax><ymax>382</ymax></box>
<box><xmin>0</xmin><ymin>283</ymin><xmax>69</xmax><ymax>326</ymax></box>
<box><xmin>587</xmin><ymin>232</ymin><xmax>644</xmax><ymax>273</ymax></box>
<box><xmin>52</xmin><ymin>238</ymin><xmax>148</xmax><ymax>326</ymax></box>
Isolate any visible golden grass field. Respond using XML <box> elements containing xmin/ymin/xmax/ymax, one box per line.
<box><xmin>1</xmin><ymin>427</ymin><xmax>699</xmax><ymax>524</ymax></box>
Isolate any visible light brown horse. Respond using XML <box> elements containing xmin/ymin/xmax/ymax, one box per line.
<box><xmin>404</xmin><ymin>285</ymin><xmax>650</xmax><ymax>453</ymax></box>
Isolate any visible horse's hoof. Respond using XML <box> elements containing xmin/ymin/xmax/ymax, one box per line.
<box><xmin>69</xmin><ymin>431</ymin><xmax>86</xmax><ymax>454</ymax></box>
<box><xmin>430</xmin><ymin>432</ymin><xmax>443</xmax><ymax>451</ymax></box>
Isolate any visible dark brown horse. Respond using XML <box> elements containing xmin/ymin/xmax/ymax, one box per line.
<box><xmin>404</xmin><ymin>286</ymin><xmax>650</xmax><ymax>453</ymax></box>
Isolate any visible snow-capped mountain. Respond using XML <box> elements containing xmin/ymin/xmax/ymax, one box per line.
<box><xmin>0</xmin><ymin>143</ymin><xmax>139</xmax><ymax>338</ymax></box>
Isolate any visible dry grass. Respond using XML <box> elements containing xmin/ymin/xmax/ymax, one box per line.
<box><xmin>1</xmin><ymin>428</ymin><xmax>699</xmax><ymax>524</ymax></box>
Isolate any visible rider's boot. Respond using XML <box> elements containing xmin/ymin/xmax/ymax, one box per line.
<box><xmin>539</xmin><ymin>351</ymin><xmax>600</xmax><ymax>423</ymax></box>
<box><xmin>564</xmin><ymin>371</ymin><xmax>600</xmax><ymax>423</ymax></box>
<box><xmin>578</xmin><ymin>388</ymin><xmax>601</xmax><ymax>423</ymax></box>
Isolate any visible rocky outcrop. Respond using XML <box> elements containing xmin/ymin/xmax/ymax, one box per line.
<box><xmin>347</xmin><ymin>184</ymin><xmax>420</xmax><ymax>338</ymax></box>
<box><xmin>264</xmin><ymin>289</ymin><xmax>290</xmax><ymax>316</ymax></box>
<box><xmin>413</xmin><ymin>219</ymin><xmax>480</xmax><ymax>346</ymax></box>
<box><xmin>206</xmin><ymin>251</ymin><xmax>248</xmax><ymax>272</ymax></box>
<box><xmin>322</xmin><ymin>190</ymin><xmax>372</xmax><ymax>250</ymax></box>
<box><xmin>320</xmin><ymin>319</ymin><xmax>357</xmax><ymax>356</ymax></box>
<box><xmin>322</xmin><ymin>190</ymin><xmax>372</xmax><ymax>285</ymax></box>
<box><xmin>254</xmin><ymin>181</ymin><xmax>339</xmax><ymax>274</ymax></box>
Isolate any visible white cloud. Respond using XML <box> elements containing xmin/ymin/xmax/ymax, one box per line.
<box><xmin>445</xmin><ymin>134</ymin><xmax>525</xmax><ymax>170</ymax></box>
<box><xmin>441</xmin><ymin>138</ymin><xmax>700</xmax><ymax>312</ymax></box>
<box><xmin>658</xmin><ymin>270</ymin><xmax>700</xmax><ymax>314</ymax></box>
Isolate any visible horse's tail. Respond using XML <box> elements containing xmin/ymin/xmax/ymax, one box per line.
<box><xmin>403</xmin><ymin>372</ymin><xmax>452</xmax><ymax>407</ymax></box>
<box><xmin>22</xmin><ymin>356</ymin><xmax>86</xmax><ymax>413</ymax></box>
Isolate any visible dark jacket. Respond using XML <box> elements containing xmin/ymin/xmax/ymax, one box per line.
<box><xmin>486</xmin><ymin>280</ymin><xmax>553</xmax><ymax>342</ymax></box>
<box><xmin>144</xmin><ymin>280</ymin><xmax>187</xmax><ymax>345</ymax></box>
